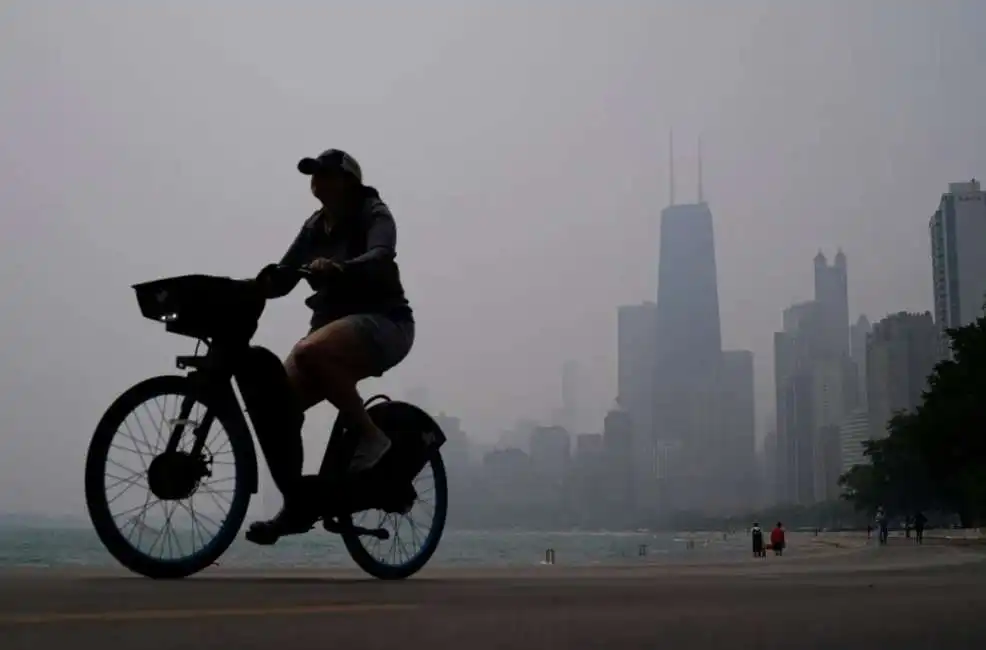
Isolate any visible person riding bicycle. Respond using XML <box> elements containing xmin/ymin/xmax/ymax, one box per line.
<box><xmin>248</xmin><ymin>148</ymin><xmax>415</xmax><ymax>542</ymax></box>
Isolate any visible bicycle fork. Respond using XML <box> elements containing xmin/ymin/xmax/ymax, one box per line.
<box><xmin>163</xmin><ymin>395</ymin><xmax>216</xmax><ymax>457</ymax></box>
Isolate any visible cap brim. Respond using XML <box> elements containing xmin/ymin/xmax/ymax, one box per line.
<box><xmin>297</xmin><ymin>158</ymin><xmax>321</xmax><ymax>175</ymax></box>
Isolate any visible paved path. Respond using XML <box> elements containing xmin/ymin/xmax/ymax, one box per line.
<box><xmin>1</xmin><ymin>543</ymin><xmax>984</xmax><ymax>649</ymax></box>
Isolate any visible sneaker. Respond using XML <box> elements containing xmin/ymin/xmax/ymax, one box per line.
<box><xmin>244</xmin><ymin>502</ymin><xmax>317</xmax><ymax>545</ymax></box>
<box><xmin>349</xmin><ymin>428</ymin><xmax>393</xmax><ymax>473</ymax></box>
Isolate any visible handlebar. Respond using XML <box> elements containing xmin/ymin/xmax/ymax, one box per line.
<box><xmin>256</xmin><ymin>263</ymin><xmax>313</xmax><ymax>280</ymax></box>
<box><xmin>291</xmin><ymin>265</ymin><xmax>316</xmax><ymax>280</ymax></box>
<box><xmin>253</xmin><ymin>263</ymin><xmax>320</xmax><ymax>300</ymax></box>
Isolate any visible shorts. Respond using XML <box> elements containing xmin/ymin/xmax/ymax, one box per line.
<box><xmin>332</xmin><ymin>314</ymin><xmax>415</xmax><ymax>377</ymax></box>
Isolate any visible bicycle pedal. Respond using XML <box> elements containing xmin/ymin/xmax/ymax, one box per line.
<box><xmin>360</xmin><ymin>527</ymin><xmax>390</xmax><ymax>540</ymax></box>
<box><xmin>321</xmin><ymin>519</ymin><xmax>389</xmax><ymax>540</ymax></box>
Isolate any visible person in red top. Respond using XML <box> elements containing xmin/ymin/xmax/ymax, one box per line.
<box><xmin>770</xmin><ymin>522</ymin><xmax>786</xmax><ymax>556</ymax></box>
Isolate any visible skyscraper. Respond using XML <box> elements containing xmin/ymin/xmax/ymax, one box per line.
<box><xmin>652</xmin><ymin>143</ymin><xmax>723</xmax><ymax>511</ymax></box>
<box><xmin>866</xmin><ymin>311</ymin><xmax>940</xmax><ymax>440</ymax></box>
<box><xmin>655</xmin><ymin>201</ymin><xmax>723</xmax><ymax>384</ymax></box>
<box><xmin>719</xmin><ymin>349</ymin><xmax>757</xmax><ymax>512</ymax></box>
<box><xmin>814</xmin><ymin>250</ymin><xmax>850</xmax><ymax>358</ymax></box>
<box><xmin>617</xmin><ymin>302</ymin><xmax>658</xmax><ymax>511</ymax></box>
<box><xmin>850</xmin><ymin>315</ymin><xmax>872</xmax><ymax>409</ymax></box>
<box><xmin>838</xmin><ymin>409</ymin><xmax>870</xmax><ymax>475</ymax></box>
<box><xmin>773</xmin><ymin>251</ymin><xmax>855</xmax><ymax>506</ymax></box>
<box><xmin>930</xmin><ymin>180</ymin><xmax>986</xmax><ymax>344</ymax></box>
<box><xmin>774</xmin><ymin>300</ymin><xmax>823</xmax><ymax>505</ymax></box>
<box><xmin>603</xmin><ymin>406</ymin><xmax>635</xmax><ymax>519</ymax></box>
<box><xmin>617</xmin><ymin>303</ymin><xmax>658</xmax><ymax>412</ymax></box>
<box><xmin>559</xmin><ymin>360</ymin><xmax>579</xmax><ymax>432</ymax></box>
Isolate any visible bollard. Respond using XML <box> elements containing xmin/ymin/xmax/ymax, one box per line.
<box><xmin>638</xmin><ymin>544</ymin><xmax>647</xmax><ymax>557</ymax></box>
<box><xmin>544</xmin><ymin>548</ymin><xmax>555</xmax><ymax>565</ymax></box>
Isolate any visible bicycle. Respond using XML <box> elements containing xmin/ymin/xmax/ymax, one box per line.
<box><xmin>83</xmin><ymin>267</ymin><xmax>448</xmax><ymax>580</ymax></box>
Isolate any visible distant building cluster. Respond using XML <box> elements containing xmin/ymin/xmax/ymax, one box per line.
<box><xmin>768</xmin><ymin>179</ymin><xmax>986</xmax><ymax>506</ymax></box>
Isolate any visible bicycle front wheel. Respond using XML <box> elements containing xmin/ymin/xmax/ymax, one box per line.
<box><xmin>84</xmin><ymin>375</ymin><xmax>253</xmax><ymax>579</ymax></box>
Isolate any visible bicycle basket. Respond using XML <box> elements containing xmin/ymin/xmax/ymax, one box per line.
<box><xmin>133</xmin><ymin>274</ymin><xmax>264</xmax><ymax>340</ymax></box>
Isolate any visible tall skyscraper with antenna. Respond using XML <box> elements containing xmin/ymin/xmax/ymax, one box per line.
<box><xmin>650</xmin><ymin>135</ymin><xmax>724</xmax><ymax>511</ymax></box>
<box><xmin>656</xmin><ymin>137</ymin><xmax>721</xmax><ymax>378</ymax></box>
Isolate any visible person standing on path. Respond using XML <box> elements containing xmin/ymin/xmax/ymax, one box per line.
<box><xmin>751</xmin><ymin>522</ymin><xmax>765</xmax><ymax>558</ymax></box>
<box><xmin>770</xmin><ymin>522</ymin><xmax>786</xmax><ymax>556</ymax></box>
<box><xmin>876</xmin><ymin>507</ymin><xmax>889</xmax><ymax>545</ymax></box>
<box><xmin>914</xmin><ymin>511</ymin><xmax>927</xmax><ymax>544</ymax></box>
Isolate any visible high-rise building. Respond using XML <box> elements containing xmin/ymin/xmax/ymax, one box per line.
<box><xmin>617</xmin><ymin>302</ymin><xmax>658</xmax><ymax>509</ymax></box>
<box><xmin>931</xmin><ymin>180</ymin><xmax>986</xmax><ymax>344</ymax></box>
<box><xmin>603</xmin><ymin>406</ymin><xmax>636</xmax><ymax>521</ymax></box>
<box><xmin>559</xmin><ymin>360</ymin><xmax>580</xmax><ymax>432</ymax></box>
<box><xmin>838</xmin><ymin>409</ymin><xmax>870</xmax><ymax>475</ymax></box>
<box><xmin>653</xmin><ymin>198</ymin><xmax>723</xmax><ymax>512</ymax></box>
<box><xmin>655</xmin><ymin>202</ymin><xmax>722</xmax><ymax>381</ymax></box>
<box><xmin>575</xmin><ymin>433</ymin><xmax>604</xmax><ymax>460</ymax></box>
<box><xmin>761</xmin><ymin>429</ymin><xmax>779</xmax><ymax>508</ymax></box>
<box><xmin>572</xmin><ymin>432</ymin><xmax>606</xmax><ymax>523</ymax></box>
<box><xmin>774</xmin><ymin>300</ymin><xmax>823</xmax><ymax>505</ymax></box>
<box><xmin>774</xmin><ymin>248</ymin><xmax>855</xmax><ymax>505</ymax></box>
<box><xmin>771</xmin><ymin>251</ymin><xmax>854</xmax><ymax>503</ymax></box>
<box><xmin>617</xmin><ymin>304</ymin><xmax>657</xmax><ymax>409</ymax></box>
<box><xmin>850</xmin><ymin>315</ymin><xmax>872</xmax><ymax>409</ymax></box>
<box><xmin>814</xmin><ymin>251</ymin><xmax>850</xmax><ymax>358</ymax></box>
<box><xmin>529</xmin><ymin>425</ymin><xmax>572</xmax><ymax>508</ymax></box>
<box><xmin>719</xmin><ymin>349</ymin><xmax>757</xmax><ymax>512</ymax></box>
<box><xmin>434</xmin><ymin>412</ymin><xmax>469</xmax><ymax>472</ymax></box>
<box><xmin>866</xmin><ymin>311</ymin><xmax>941</xmax><ymax>440</ymax></box>
<box><xmin>810</xmin><ymin>358</ymin><xmax>848</xmax><ymax>501</ymax></box>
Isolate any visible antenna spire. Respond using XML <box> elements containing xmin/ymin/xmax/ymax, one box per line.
<box><xmin>669</xmin><ymin>129</ymin><xmax>675</xmax><ymax>207</ymax></box>
<box><xmin>697</xmin><ymin>135</ymin><xmax>704</xmax><ymax>203</ymax></box>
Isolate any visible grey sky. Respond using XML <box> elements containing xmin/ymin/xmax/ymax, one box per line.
<box><xmin>2</xmin><ymin>0</ymin><xmax>985</xmax><ymax>514</ymax></box>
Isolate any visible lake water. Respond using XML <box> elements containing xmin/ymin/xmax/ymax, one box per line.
<box><xmin>0</xmin><ymin>526</ymin><xmax>750</xmax><ymax>569</ymax></box>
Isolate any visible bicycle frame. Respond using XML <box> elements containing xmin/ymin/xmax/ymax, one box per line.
<box><xmin>160</xmin><ymin>338</ymin><xmax>381</xmax><ymax>500</ymax></box>
<box><xmin>162</xmin><ymin>340</ymin><xmax>263</xmax><ymax>496</ymax></box>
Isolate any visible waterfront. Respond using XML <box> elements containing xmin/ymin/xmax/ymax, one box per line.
<box><xmin>2</xmin><ymin>525</ymin><xmax>789</xmax><ymax>569</ymax></box>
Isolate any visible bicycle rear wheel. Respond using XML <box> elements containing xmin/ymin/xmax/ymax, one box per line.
<box><xmin>84</xmin><ymin>375</ymin><xmax>253</xmax><ymax>579</ymax></box>
<box><xmin>342</xmin><ymin>450</ymin><xmax>448</xmax><ymax>580</ymax></box>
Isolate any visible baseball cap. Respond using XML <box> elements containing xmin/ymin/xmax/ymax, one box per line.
<box><xmin>297</xmin><ymin>149</ymin><xmax>363</xmax><ymax>183</ymax></box>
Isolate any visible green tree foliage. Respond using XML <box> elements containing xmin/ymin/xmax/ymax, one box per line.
<box><xmin>839</xmin><ymin>312</ymin><xmax>986</xmax><ymax>526</ymax></box>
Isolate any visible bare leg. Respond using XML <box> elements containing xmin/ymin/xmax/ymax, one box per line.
<box><xmin>245</xmin><ymin>320</ymin><xmax>391</xmax><ymax>546</ymax></box>
<box><xmin>289</xmin><ymin>320</ymin><xmax>391</xmax><ymax>471</ymax></box>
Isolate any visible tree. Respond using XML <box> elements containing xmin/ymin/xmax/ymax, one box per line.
<box><xmin>839</xmin><ymin>311</ymin><xmax>986</xmax><ymax>526</ymax></box>
<box><xmin>917</xmin><ymin>315</ymin><xmax>986</xmax><ymax>525</ymax></box>
<box><xmin>838</xmin><ymin>461</ymin><xmax>883</xmax><ymax>515</ymax></box>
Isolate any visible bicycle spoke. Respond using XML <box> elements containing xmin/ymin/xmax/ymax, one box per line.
<box><xmin>351</xmin><ymin>457</ymin><xmax>443</xmax><ymax>570</ymax></box>
<box><xmin>99</xmin><ymin>390</ymin><xmax>239</xmax><ymax>566</ymax></box>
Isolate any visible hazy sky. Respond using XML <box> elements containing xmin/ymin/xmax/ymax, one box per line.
<box><xmin>3</xmin><ymin>0</ymin><xmax>986</xmax><ymax>514</ymax></box>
